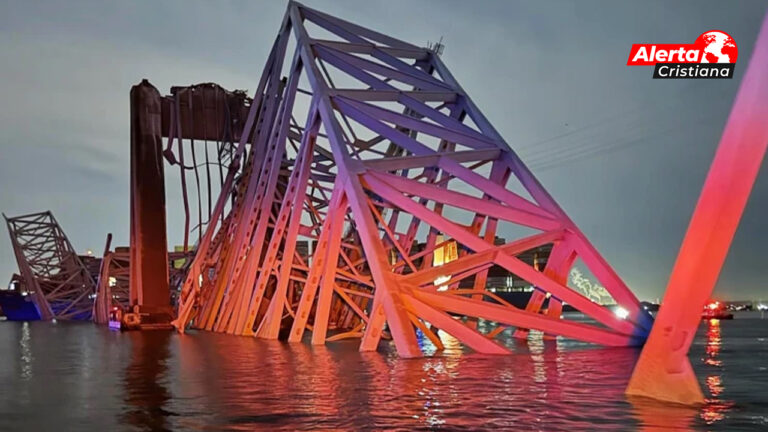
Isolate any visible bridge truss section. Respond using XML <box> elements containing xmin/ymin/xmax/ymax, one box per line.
<box><xmin>5</xmin><ymin>211</ymin><xmax>96</xmax><ymax>320</ymax></box>
<box><xmin>173</xmin><ymin>1</ymin><xmax>653</xmax><ymax>357</ymax></box>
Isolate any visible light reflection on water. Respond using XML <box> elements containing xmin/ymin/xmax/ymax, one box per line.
<box><xmin>0</xmin><ymin>314</ymin><xmax>766</xmax><ymax>430</ymax></box>
<box><xmin>19</xmin><ymin>322</ymin><xmax>32</xmax><ymax>381</ymax></box>
<box><xmin>699</xmin><ymin>318</ymin><xmax>734</xmax><ymax>427</ymax></box>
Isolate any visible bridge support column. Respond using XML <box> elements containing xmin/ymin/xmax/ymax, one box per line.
<box><xmin>627</xmin><ymin>13</ymin><xmax>768</xmax><ymax>405</ymax></box>
<box><xmin>129</xmin><ymin>80</ymin><xmax>172</xmax><ymax>326</ymax></box>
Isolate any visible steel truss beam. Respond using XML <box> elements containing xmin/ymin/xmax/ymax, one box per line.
<box><xmin>172</xmin><ymin>1</ymin><xmax>653</xmax><ymax>357</ymax></box>
<box><xmin>93</xmin><ymin>233</ymin><xmax>191</xmax><ymax>325</ymax></box>
<box><xmin>4</xmin><ymin>211</ymin><xmax>96</xmax><ymax>320</ymax></box>
<box><xmin>93</xmin><ymin>234</ymin><xmax>131</xmax><ymax>324</ymax></box>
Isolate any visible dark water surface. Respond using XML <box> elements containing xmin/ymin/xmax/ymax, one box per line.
<box><xmin>1</xmin><ymin>313</ymin><xmax>766</xmax><ymax>431</ymax></box>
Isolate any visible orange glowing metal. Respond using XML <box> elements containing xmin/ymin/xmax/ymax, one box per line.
<box><xmin>171</xmin><ymin>1</ymin><xmax>653</xmax><ymax>355</ymax></box>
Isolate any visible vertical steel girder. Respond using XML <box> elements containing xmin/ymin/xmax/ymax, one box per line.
<box><xmin>628</xmin><ymin>12</ymin><xmax>768</xmax><ymax>405</ymax></box>
<box><xmin>130</xmin><ymin>81</ymin><xmax>171</xmax><ymax>310</ymax></box>
<box><xmin>129</xmin><ymin>80</ymin><xmax>254</xmax><ymax>317</ymax></box>
<box><xmin>4</xmin><ymin>211</ymin><xmax>96</xmax><ymax>320</ymax></box>
<box><xmin>172</xmin><ymin>1</ymin><xmax>654</xmax><ymax>357</ymax></box>
<box><xmin>130</xmin><ymin>80</ymin><xmax>170</xmax><ymax>308</ymax></box>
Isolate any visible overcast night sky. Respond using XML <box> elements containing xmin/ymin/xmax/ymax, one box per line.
<box><xmin>0</xmin><ymin>0</ymin><xmax>766</xmax><ymax>302</ymax></box>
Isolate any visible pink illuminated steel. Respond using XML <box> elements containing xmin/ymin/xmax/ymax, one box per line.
<box><xmin>628</xmin><ymin>12</ymin><xmax>768</xmax><ymax>405</ymax></box>
<box><xmin>172</xmin><ymin>1</ymin><xmax>653</xmax><ymax>356</ymax></box>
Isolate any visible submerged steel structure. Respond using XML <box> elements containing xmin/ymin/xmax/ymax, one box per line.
<box><xmin>4</xmin><ymin>211</ymin><xmax>96</xmax><ymax>320</ymax></box>
<box><xmin>628</xmin><ymin>12</ymin><xmax>768</xmax><ymax>405</ymax></box>
<box><xmin>172</xmin><ymin>1</ymin><xmax>654</xmax><ymax>356</ymax></box>
<box><xmin>128</xmin><ymin>80</ymin><xmax>253</xmax><ymax>326</ymax></box>
<box><xmin>1</xmin><ymin>0</ymin><xmax>764</xmax><ymax>409</ymax></box>
<box><xmin>93</xmin><ymin>234</ymin><xmax>131</xmax><ymax>324</ymax></box>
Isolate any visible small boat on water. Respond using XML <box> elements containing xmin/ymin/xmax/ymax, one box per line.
<box><xmin>702</xmin><ymin>300</ymin><xmax>734</xmax><ymax>320</ymax></box>
<box><xmin>107</xmin><ymin>305</ymin><xmax>174</xmax><ymax>331</ymax></box>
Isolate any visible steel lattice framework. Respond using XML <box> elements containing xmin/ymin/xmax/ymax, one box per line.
<box><xmin>173</xmin><ymin>1</ymin><xmax>654</xmax><ymax>356</ymax></box>
<box><xmin>93</xmin><ymin>234</ymin><xmax>131</xmax><ymax>324</ymax></box>
<box><xmin>4</xmin><ymin>211</ymin><xmax>96</xmax><ymax>320</ymax></box>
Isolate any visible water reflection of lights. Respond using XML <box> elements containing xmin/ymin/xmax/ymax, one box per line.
<box><xmin>704</xmin><ymin>319</ymin><xmax>722</xmax><ymax>367</ymax></box>
<box><xmin>528</xmin><ymin>331</ymin><xmax>549</xmax><ymax>384</ymax></box>
<box><xmin>701</xmin><ymin>399</ymin><xmax>734</xmax><ymax>425</ymax></box>
<box><xmin>20</xmin><ymin>322</ymin><xmax>33</xmax><ymax>380</ymax></box>
<box><xmin>436</xmin><ymin>330</ymin><xmax>464</xmax><ymax>358</ymax></box>
<box><xmin>700</xmin><ymin>318</ymin><xmax>734</xmax><ymax>425</ymax></box>
<box><xmin>706</xmin><ymin>376</ymin><xmax>723</xmax><ymax>396</ymax></box>
<box><xmin>414</xmin><ymin>332</ymin><xmax>463</xmax><ymax>428</ymax></box>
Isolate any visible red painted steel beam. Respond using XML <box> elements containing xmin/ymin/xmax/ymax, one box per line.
<box><xmin>411</xmin><ymin>289</ymin><xmax>640</xmax><ymax>346</ymax></box>
<box><xmin>627</xmin><ymin>12</ymin><xmax>768</xmax><ymax>405</ymax></box>
<box><xmin>129</xmin><ymin>80</ymin><xmax>171</xmax><ymax>310</ymax></box>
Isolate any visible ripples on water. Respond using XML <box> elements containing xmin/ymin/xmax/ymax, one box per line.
<box><xmin>0</xmin><ymin>313</ymin><xmax>766</xmax><ymax>430</ymax></box>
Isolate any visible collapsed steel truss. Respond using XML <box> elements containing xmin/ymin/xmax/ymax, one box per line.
<box><xmin>93</xmin><ymin>234</ymin><xmax>131</xmax><ymax>324</ymax></box>
<box><xmin>172</xmin><ymin>1</ymin><xmax>653</xmax><ymax>357</ymax></box>
<box><xmin>93</xmin><ymin>232</ymin><xmax>190</xmax><ymax>325</ymax></box>
<box><xmin>4</xmin><ymin>211</ymin><xmax>96</xmax><ymax>320</ymax></box>
<box><xmin>2</xmin><ymin>1</ymin><xmax>764</xmax><ymax>407</ymax></box>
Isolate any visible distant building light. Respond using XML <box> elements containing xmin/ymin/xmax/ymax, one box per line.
<box><xmin>432</xmin><ymin>236</ymin><xmax>457</xmax><ymax>292</ymax></box>
<box><xmin>434</xmin><ymin>275</ymin><xmax>450</xmax><ymax>291</ymax></box>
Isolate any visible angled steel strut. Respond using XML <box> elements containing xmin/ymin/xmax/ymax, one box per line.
<box><xmin>628</xmin><ymin>11</ymin><xmax>768</xmax><ymax>405</ymax></box>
